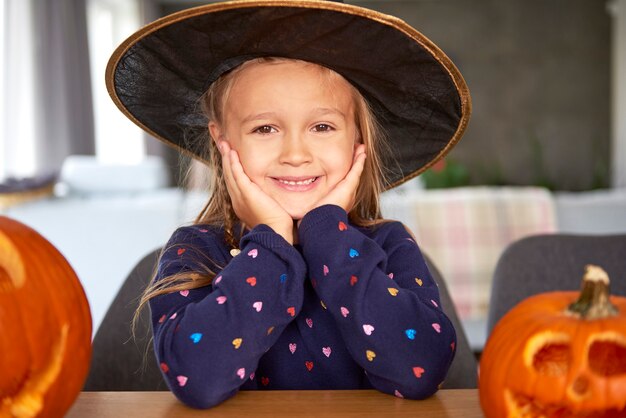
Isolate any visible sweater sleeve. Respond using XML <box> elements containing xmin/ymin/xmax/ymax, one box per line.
<box><xmin>298</xmin><ymin>205</ymin><xmax>457</xmax><ymax>399</ymax></box>
<box><xmin>149</xmin><ymin>224</ymin><xmax>306</xmax><ymax>409</ymax></box>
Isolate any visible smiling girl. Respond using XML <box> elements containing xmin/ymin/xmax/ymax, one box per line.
<box><xmin>107</xmin><ymin>0</ymin><xmax>471</xmax><ymax>410</ymax></box>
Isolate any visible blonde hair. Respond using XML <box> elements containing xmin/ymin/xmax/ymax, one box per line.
<box><xmin>134</xmin><ymin>57</ymin><xmax>390</xmax><ymax>325</ymax></box>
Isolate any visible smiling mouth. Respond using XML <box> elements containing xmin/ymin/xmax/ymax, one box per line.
<box><xmin>276</xmin><ymin>177</ymin><xmax>318</xmax><ymax>186</ymax></box>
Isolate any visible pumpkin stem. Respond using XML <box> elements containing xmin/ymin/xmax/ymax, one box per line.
<box><xmin>567</xmin><ymin>264</ymin><xmax>618</xmax><ymax>319</ymax></box>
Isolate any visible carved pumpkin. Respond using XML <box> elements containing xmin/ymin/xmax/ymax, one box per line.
<box><xmin>0</xmin><ymin>216</ymin><xmax>92</xmax><ymax>417</ymax></box>
<box><xmin>479</xmin><ymin>265</ymin><xmax>626</xmax><ymax>418</ymax></box>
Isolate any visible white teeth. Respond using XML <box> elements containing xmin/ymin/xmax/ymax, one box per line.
<box><xmin>278</xmin><ymin>178</ymin><xmax>316</xmax><ymax>186</ymax></box>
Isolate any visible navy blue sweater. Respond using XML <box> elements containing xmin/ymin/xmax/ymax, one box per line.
<box><xmin>150</xmin><ymin>205</ymin><xmax>456</xmax><ymax>409</ymax></box>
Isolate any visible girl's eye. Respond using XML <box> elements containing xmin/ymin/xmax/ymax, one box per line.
<box><xmin>253</xmin><ymin>125</ymin><xmax>277</xmax><ymax>134</ymax></box>
<box><xmin>312</xmin><ymin>123</ymin><xmax>334</xmax><ymax>133</ymax></box>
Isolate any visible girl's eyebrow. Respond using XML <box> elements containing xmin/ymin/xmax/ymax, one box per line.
<box><xmin>241</xmin><ymin>108</ymin><xmax>347</xmax><ymax>124</ymax></box>
<box><xmin>241</xmin><ymin>112</ymin><xmax>277</xmax><ymax>124</ymax></box>
<box><xmin>312</xmin><ymin>107</ymin><xmax>346</xmax><ymax>119</ymax></box>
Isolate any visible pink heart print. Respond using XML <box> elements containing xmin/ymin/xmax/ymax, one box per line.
<box><xmin>253</xmin><ymin>301</ymin><xmax>263</xmax><ymax>312</ymax></box>
<box><xmin>432</xmin><ymin>323</ymin><xmax>441</xmax><ymax>333</ymax></box>
<box><xmin>179</xmin><ymin>290</ymin><xmax>189</xmax><ymax>297</ymax></box>
<box><xmin>362</xmin><ymin>324</ymin><xmax>374</xmax><ymax>335</ymax></box>
<box><xmin>289</xmin><ymin>343</ymin><xmax>297</xmax><ymax>354</ymax></box>
<box><xmin>413</xmin><ymin>367</ymin><xmax>425</xmax><ymax>378</ymax></box>
<box><xmin>216</xmin><ymin>296</ymin><xmax>227</xmax><ymax>304</ymax></box>
<box><xmin>340</xmin><ymin>307</ymin><xmax>350</xmax><ymax>317</ymax></box>
<box><xmin>306</xmin><ymin>318</ymin><xmax>313</xmax><ymax>328</ymax></box>
<box><xmin>322</xmin><ymin>347</ymin><xmax>332</xmax><ymax>357</ymax></box>
<box><xmin>177</xmin><ymin>375</ymin><xmax>188</xmax><ymax>386</ymax></box>
<box><xmin>323</xmin><ymin>265</ymin><xmax>329</xmax><ymax>276</ymax></box>
<box><xmin>236</xmin><ymin>368</ymin><xmax>246</xmax><ymax>379</ymax></box>
<box><xmin>248</xmin><ymin>249</ymin><xmax>258</xmax><ymax>258</ymax></box>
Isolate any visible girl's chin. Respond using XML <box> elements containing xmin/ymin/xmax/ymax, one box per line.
<box><xmin>280</xmin><ymin>202</ymin><xmax>314</xmax><ymax>221</ymax></box>
<box><xmin>285</xmin><ymin>209</ymin><xmax>309</xmax><ymax>221</ymax></box>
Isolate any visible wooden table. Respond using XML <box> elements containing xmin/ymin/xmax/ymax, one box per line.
<box><xmin>66</xmin><ymin>389</ymin><xmax>484</xmax><ymax>417</ymax></box>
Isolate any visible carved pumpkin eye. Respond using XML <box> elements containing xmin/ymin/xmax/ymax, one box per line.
<box><xmin>525</xmin><ymin>332</ymin><xmax>571</xmax><ymax>377</ymax></box>
<box><xmin>532</xmin><ymin>342</ymin><xmax>571</xmax><ymax>376</ymax></box>
<box><xmin>588</xmin><ymin>339</ymin><xmax>626</xmax><ymax>376</ymax></box>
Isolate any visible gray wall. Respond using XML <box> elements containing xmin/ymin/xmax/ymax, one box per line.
<box><xmin>161</xmin><ymin>0</ymin><xmax>612</xmax><ymax>191</ymax></box>
<box><xmin>361</xmin><ymin>0</ymin><xmax>611</xmax><ymax>191</ymax></box>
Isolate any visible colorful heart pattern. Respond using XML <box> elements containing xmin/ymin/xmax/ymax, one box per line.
<box><xmin>158</xmin><ymin>218</ymin><xmax>454</xmax><ymax>397</ymax></box>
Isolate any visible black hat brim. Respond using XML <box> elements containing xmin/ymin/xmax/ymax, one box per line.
<box><xmin>107</xmin><ymin>0</ymin><xmax>471</xmax><ymax>189</ymax></box>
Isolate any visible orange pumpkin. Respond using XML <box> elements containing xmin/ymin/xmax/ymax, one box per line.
<box><xmin>0</xmin><ymin>216</ymin><xmax>92</xmax><ymax>417</ymax></box>
<box><xmin>479</xmin><ymin>264</ymin><xmax>626</xmax><ymax>418</ymax></box>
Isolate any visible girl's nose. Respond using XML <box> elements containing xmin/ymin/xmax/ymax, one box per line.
<box><xmin>278</xmin><ymin>133</ymin><xmax>312</xmax><ymax>166</ymax></box>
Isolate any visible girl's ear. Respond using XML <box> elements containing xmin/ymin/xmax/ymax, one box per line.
<box><xmin>208</xmin><ymin>121</ymin><xmax>225</xmax><ymax>145</ymax></box>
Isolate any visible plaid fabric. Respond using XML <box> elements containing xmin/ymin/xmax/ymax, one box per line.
<box><xmin>381</xmin><ymin>186</ymin><xmax>556</xmax><ymax>320</ymax></box>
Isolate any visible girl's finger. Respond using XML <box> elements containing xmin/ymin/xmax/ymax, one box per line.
<box><xmin>343</xmin><ymin>149</ymin><xmax>366</xmax><ymax>187</ymax></box>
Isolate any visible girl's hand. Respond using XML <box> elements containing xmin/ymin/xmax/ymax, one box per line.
<box><xmin>219</xmin><ymin>141</ymin><xmax>294</xmax><ymax>244</ymax></box>
<box><xmin>306</xmin><ymin>144</ymin><xmax>367</xmax><ymax>214</ymax></box>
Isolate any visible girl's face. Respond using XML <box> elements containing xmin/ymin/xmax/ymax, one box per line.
<box><xmin>211</xmin><ymin>60</ymin><xmax>360</xmax><ymax>220</ymax></box>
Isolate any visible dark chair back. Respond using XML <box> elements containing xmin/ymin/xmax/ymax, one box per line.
<box><xmin>84</xmin><ymin>248</ymin><xmax>478</xmax><ymax>390</ymax></box>
<box><xmin>84</xmin><ymin>247</ymin><xmax>167</xmax><ymax>391</ymax></box>
<box><xmin>487</xmin><ymin>233</ymin><xmax>626</xmax><ymax>335</ymax></box>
